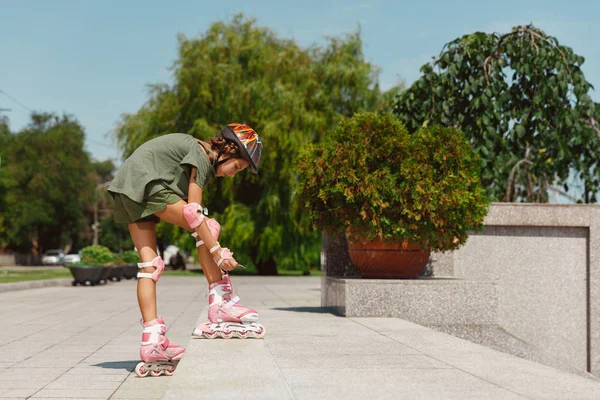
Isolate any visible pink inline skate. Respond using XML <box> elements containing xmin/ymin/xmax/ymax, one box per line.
<box><xmin>135</xmin><ymin>317</ymin><xmax>185</xmax><ymax>377</ymax></box>
<box><xmin>192</xmin><ymin>273</ymin><xmax>265</xmax><ymax>339</ymax></box>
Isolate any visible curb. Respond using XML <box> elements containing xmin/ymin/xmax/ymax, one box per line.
<box><xmin>0</xmin><ymin>278</ymin><xmax>72</xmax><ymax>293</ymax></box>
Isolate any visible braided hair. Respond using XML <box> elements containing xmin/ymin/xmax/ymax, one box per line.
<box><xmin>202</xmin><ymin>136</ymin><xmax>242</xmax><ymax>171</ymax></box>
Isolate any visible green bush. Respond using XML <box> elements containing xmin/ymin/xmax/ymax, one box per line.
<box><xmin>296</xmin><ymin>112</ymin><xmax>489</xmax><ymax>251</ymax></box>
<box><xmin>120</xmin><ymin>250</ymin><xmax>140</xmax><ymax>264</ymax></box>
<box><xmin>80</xmin><ymin>245</ymin><xmax>116</xmax><ymax>266</ymax></box>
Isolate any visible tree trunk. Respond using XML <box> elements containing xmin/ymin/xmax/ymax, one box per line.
<box><xmin>256</xmin><ymin>255</ymin><xmax>278</xmax><ymax>276</ymax></box>
<box><xmin>321</xmin><ymin>232</ymin><xmax>360</xmax><ymax>277</ymax></box>
<box><xmin>251</xmin><ymin>246</ymin><xmax>278</xmax><ymax>275</ymax></box>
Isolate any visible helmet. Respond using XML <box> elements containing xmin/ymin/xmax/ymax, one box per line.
<box><xmin>219</xmin><ymin>123</ymin><xmax>262</xmax><ymax>174</ymax></box>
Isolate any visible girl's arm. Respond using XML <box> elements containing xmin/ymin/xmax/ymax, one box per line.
<box><xmin>186</xmin><ymin>167</ymin><xmax>238</xmax><ymax>271</ymax></box>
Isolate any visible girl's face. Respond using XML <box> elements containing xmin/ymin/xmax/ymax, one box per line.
<box><xmin>216</xmin><ymin>157</ymin><xmax>249</xmax><ymax>177</ymax></box>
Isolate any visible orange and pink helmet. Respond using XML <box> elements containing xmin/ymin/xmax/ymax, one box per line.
<box><xmin>219</xmin><ymin>123</ymin><xmax>263</xmax><ymax>174</ymax></box>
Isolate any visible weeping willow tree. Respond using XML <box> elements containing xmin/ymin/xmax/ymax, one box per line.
<box><xmin>114</xmin><ymin>15</ymin><xmax>383</xmax><ymax>274</ymax></box>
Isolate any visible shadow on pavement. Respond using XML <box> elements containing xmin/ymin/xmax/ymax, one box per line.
<box><xmin>92</xmin><ymin>361</ymin><xmax>137</xmax><ymax>371</ymax></box>
<box><xmin>271</xmin><ymin>306</ymin><xmax>330</xmax><ymax>314</ymax></box>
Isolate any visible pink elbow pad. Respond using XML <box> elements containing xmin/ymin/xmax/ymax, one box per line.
<box><xmin>183</xmin><ymin>203</ymin><xmax>205</xmax><ymax>229</ymax></box>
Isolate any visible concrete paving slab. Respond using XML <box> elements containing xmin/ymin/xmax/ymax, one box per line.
<box><xmin>2</xmin><ymin>389</ymin><xmax>37</xmax><ymax>398</ymax></box>
<box><xmin>2</xmin><ymin>275</ymin><xmax>600</xmax><ymax>399</ymax></box>
<box><xmin>281</xmin><ymin>368</ymin><xmax>527</xmax><ymax>400</ymax></box>
<box><xmin>30</xmin><ymin>388</ymin><xmax>114</xmax><ymax>398</ymax></box>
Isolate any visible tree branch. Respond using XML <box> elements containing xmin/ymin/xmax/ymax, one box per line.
<box><xmin>503</xmin><ymin>157</ymin><xmax>533</xmax><ymax>202</ymax></box>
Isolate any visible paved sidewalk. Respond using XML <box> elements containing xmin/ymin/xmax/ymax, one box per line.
<box><xmin>2</xmin><ymin>276</ymin><xmax>600</xmax><ymax>399</ymax></box>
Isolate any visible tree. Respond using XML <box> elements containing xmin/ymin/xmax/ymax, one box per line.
<box><xmin>0</xmin><ymin>117</ymin><xmax>12</xmax><ymax>249</ymax></box>
<box><xmin>0</xmin><ymin>113</ymin><xmax>95</xmax><ymax>253</ymax></box>
<box><xmin>114</xmin><ymin>15</ymin><xmax>383</xmax><ymax>274</ymax></box>
<box><xmin>393</xmin><ymin>25</ymin><xmax>600</xmax><ymax>202</ymax></box>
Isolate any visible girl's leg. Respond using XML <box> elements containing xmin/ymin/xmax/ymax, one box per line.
<box><xmin>154</xmin><ymin>200</ymin><xmax>223</xmax><ymax>284</ymax></box>
<box><xmin>128</xmin><ymin>221</ymin><xmax>159</xmax><ymax>322</ymax></box>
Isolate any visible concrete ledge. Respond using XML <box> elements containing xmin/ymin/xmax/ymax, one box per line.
<box><xmin>323</xmin><ymin>276</ymin><xmax>498</xmax><ymax>324</ymax></box>
<box><xmin>0</xmin><ymin>278</ymin><xmax>71</xmax><ymax>293</ymax></box>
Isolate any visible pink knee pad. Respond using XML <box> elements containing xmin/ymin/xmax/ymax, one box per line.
<box><xmin>191</xmin><ymin>218</ymin><xmax>221</xmax><ymax>247</ymax></box>
<box><xmin>137</xmin><ymin>256</ymin><xmax>165</xmax><ymax>282</ymax></box>
<box><xmin>183</xmin><ymin>203</ymin><xmax>205</xmax><ymax>229</ymax></box>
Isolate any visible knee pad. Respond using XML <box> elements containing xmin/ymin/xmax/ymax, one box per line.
<box><xmin>137</xmin><ymin>256</ymin><xmax>165</xmax><ymax>282</ymax></box>
<box><xmin>183</xmin><ymin>203</ymin><xmax>205</xmax><ymax>229</ymax></box>
<box><xmin>191</xmin><ymin>218</ymin><xmax>221</xmax><ymax>247</ymax></box>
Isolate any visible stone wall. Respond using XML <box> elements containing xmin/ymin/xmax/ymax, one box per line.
<box><xmin>322</xmin><ymin>203</ymin><xmax>600</xmax><ymax>378</ymax></box>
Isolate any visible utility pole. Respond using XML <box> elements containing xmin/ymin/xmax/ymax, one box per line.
<box><xmin>92</xmin><ymin>181</ymin><xmax>113</xmax><ymax>245</ymax></box>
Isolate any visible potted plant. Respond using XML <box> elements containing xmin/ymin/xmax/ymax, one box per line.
<box><xmin>296</xmin><ymin>112</ymin><xmax>488</xmax><ymax>278</ymax></box>
<box><xmin>69</xmin><ymin>245</ymin><xmax>117</xmax><ymax>286</ymax></box>
<box><xmin>120</xmin><ymin>250</ymin><xmax>140</xmax><ymax>280</ymax></box>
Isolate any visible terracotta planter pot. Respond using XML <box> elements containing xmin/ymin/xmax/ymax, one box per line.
<box><xmin>347</xmin><ymin>237</ymin><xmax>430</xmax><ymax>279</ymax></box>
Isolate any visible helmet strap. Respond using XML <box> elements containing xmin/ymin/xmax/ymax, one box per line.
<box><xmin>212</xmin><ymin>142</ymin><xmax>228</xmax><ymax>170</ymax></box>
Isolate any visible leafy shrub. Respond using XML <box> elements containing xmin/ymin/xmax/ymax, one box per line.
<box><xmin>296</xmin><ymin>112</ymin><xmax>489</xmax><ymax>251</ymax></box>
<box><xmin>120</xmin><ymin>250</ymin><xmax>140</xmax><ymax>264</ymax></box>
<box><xmin>80</xmin><ymin>245</ymin><xmax>116</xmax><ymax>266</ymax></box>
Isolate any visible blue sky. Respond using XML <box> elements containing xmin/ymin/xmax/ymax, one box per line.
<box><xmin>1</xmin><ymin>0</ymin><xmax>598</xmax><ymax>163</ymax></box>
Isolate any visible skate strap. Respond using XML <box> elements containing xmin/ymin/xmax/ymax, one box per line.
<box><xmin>142</xmin><ymin>323</ymin><xmax>166</xmax><ymax>334</ymax></box>
<box><xmin>138</xmin><ymin>261</ymin><xmax>154</xmax><ymax>267</ymax></box>
<box><xmin>190</xmin><ymin>232</ymin><xmax>204</xmax><ymax>247</ymax></box>
<box><xmin>141</xmin><ymin>323</ymin><xmax>167</xmax><ymax>346</ymax></box>
<box><xmin>224</xmin><ymin>296</ymin><xmax>241</xmax><ymax>309</ymax></box>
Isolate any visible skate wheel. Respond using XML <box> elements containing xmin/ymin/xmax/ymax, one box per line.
<box><xmin>204</xmin><ymin>331</ymin><xmax>219</xmax><ymax>339</ymax></box>
<box><xmin>150</xmin><ymin>369</ymin><xmax>163</xmax><ymax>377</ymax></box>
<box><xmin>135</xmin><ymin>362</ymin><xmax>149</xmax><ymax>378</ymax></box>
<box><xmin>164</xmin><ymin>367</ymin><xmax>176</xmax><ymax>376</ymax></box>
<box><xmin>252</xmin><ymin>326</ymin><xmax>266</xmax><ymax>339</ymax></box>
<box><xmin>235</xmin><ymin>330</ymin><xmax>248</xmax><ymax>339</ymax></box>
<box><xmin>220</xmin><ymin>331</ymin><xmax>233</xmax><ymax>339</ymax></box>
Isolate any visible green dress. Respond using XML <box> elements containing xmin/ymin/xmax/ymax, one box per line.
<box><xmin>108</xmin><ymin>133</ymin><xmax>215</xmax><ymax>223</ymax></box>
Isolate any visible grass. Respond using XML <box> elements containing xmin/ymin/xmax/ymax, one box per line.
<box><xmin>0</xmin><ymin>267</ymin><xmax>322</xmax><ymax>284</ymax></box>
<box><xmin>0</xmin><ymin>268</ymin><xmax>72</xmax><ymax>284</ymax></box>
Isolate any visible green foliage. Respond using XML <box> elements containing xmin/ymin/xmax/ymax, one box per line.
<box><xmin>80</xmin><ymin>245</ymin><xmax>116</xmax><ymax>266</ymax></box>
<box><xmin>0</xmin><ymin>113</ymin><xmax>95</xmax><ymax>252</ymax></box>
<box><xmin>393</xmin><ymin>25</ymin><xmax>600</xmax><ymax>203</ymax></box>
<box><xmin>98</xmin><ymin>215</ymin><xmax>133</xmax><ymax>253</ymax></box>
<box><xmin>114</xmin><ymin>14</ymin><xmax>383</xmax><ymax>273</ymax></box>
<box><xmin>296</xmin><ymin>112</ymin><xmax>488</xmax><ymax>251</ymax></box>
<box><xmin>93</xmin><ymin>160</ymin><xmax>116</xmax><ymax>183</ymax></box>
<box><xmin>120</xmin><ymin>250</ymin><xmax>140</xmax><ymax>264</ymax></box>
<box><xmin>0</xmin><ymin>117</ymin><xmax>12</xmax><ymax>249</ymax></box>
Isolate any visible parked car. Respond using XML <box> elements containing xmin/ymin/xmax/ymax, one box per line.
<box><xmin>42</xmin><ymin>249</ymin><xmax>65</xmax><ymax>266</ymax></box>
<box><xmin>64</xmin><ymin>252</ymin><xmax>81</xmax><ymax>264</ymax></box>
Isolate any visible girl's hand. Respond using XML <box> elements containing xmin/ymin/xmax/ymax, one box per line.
<box><xmin>212</xmin><ymin>247</ymin><xmax>243</xmax><ymax>271</ymax></box>
<box><xmin>220</xmin><ymin>258</ymin><xmax>240</xmax><ymax>271</ymax></box>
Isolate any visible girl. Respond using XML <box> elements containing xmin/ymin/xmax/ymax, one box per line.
<box><xmin>108</xmin><ymin>123</ymin><xmax>264</xmax><ymax>377</ymax></box>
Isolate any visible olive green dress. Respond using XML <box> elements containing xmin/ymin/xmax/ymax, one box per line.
<box><xmin>108</xmin><ymin>133</ymin><xmax>215</xmax><ymax>223</ymax></box>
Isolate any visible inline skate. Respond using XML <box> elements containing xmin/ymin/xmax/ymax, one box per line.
<box><xmin>192</xmin><ymin>273</ymin><xmax>265</xmax><ymax>339</ymax></box>
<box><xmin>135</xmin><ymin>317</ymin><xmax>185</xmax><ymax>377</ymax></box>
